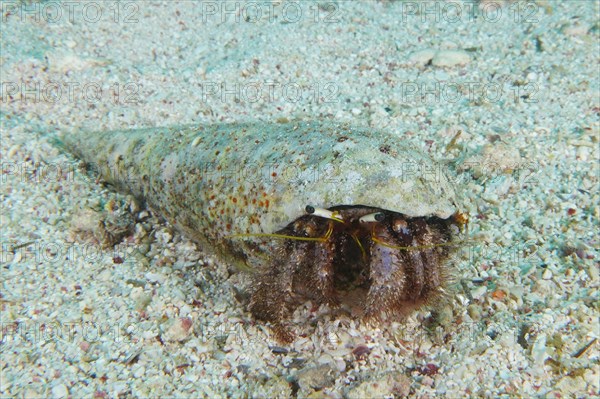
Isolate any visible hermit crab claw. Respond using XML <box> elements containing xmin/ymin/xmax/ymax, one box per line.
<box><xmin>246</xmin><ymin>205</ymin><xmax>459</xmax><ymax>342</ymax></box>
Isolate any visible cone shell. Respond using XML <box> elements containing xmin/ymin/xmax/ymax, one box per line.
<box><xmin>60</xmin><ymin>121</ymin><xmax>457</xmax><ymax>266</ymax></box>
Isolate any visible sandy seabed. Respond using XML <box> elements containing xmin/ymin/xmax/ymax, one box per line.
<box><xmin>1</xmin><ymin>1</ymin><xmax>598</xmax><ymax>398</ymax></box>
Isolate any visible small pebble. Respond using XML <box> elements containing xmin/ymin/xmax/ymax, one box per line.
<box><xmin>419</xmin><ymin>363</ymin><xmax>439</xmax><ymax>376</ymax></box>
<box><xmin>7</xmin><ymin>144</ymin><xmax>20</xmax><ymax>158</ymax></box>
<box><xmin>145</xmin><ymin>272</ymin><xmax>166</xmax><ymax>284</ymax></box>
<box><xmin>269</xmin><ymin>346</ymin><xmax>288</xmax><ymax>354</ymax></box>
<box><xmin>431</xmin><ymin>50</ymin><xmax>471</xmax><ymax>67</ymax></box>
<box><xmin>467</xmin><ymin>304</ymin><xmax>482</xmax><ymax>320</ymax></box>
<box><xmin>48</xmin><ymin>53</ymin><xmax>87</xmax><ymax>72</ymax></box>
<box><xmin>163</xmin><ymin>317</ymin><xmax>193</xmax><ymax>342</ymax></box>
<box><xmin>421</xmin><ymin>375</ymin><xmax>435</xmax><ymax>387</ymax></box>
<box><xmin>471</xmin><ymin>285</ymin><xmax>487</xmax><ymax>300</ymax></box>
<box><xmin>352</xmin><ymin>344</ymin><xmax>371</xmax><ymax>360</ymax></box>
<box><xmin>491</xmin><ymin>289</ymin><xmax>506</xmax><ymax>301</ymax></box>
<box><xmin>435</xmin><ymin>305</ymin><xmax>453</xmax><ymax>327</ymax></box>
<box><xmin>51</xmin><ymin>384</ymin><xmax>69</xmax><ymax>398</ymax></box>
<box><xmin>408</xmin><ymin>49</ymin><xmax>436</xmax><ymax>66</ymax></box>
<box><xmin>263</xmin><ymin>376</ymin><xmax>292</xmax><ymax>397</ymax></box>
<box><xmin>345</xmin><ymin>372</ymin><xmax>411</xmax><ymax>399</ymax></box>
<box><xmin>296</xmin><ymin>364</ymin><xmax>336</xmax><ymax>395</ymax></box>
<box><xmin>79</xmin><ymin>341</ymin><xmax>91</xmax><ymax>352</ymax></box>
<box><xmin>133</xmin><ymin>366</ymin><xmax>146</xmax><ymax>378</ymax></box>
<box><xmin>531</xmin><ymin>334</ymin><xmax>548</xmax><ymax>365</ymax></box>
<box><xmin>561</xmin><ymin>22</ymin><xmax>590</xmax><ymax>36</ymax></box>
<box><xmin>542</xmin><ymin>269</ymin><xmax>553</xmax><ymax>280</ymax></box>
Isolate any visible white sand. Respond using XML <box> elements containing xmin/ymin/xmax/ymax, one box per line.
<box><xmin>1</xmin><ymin>1</ymin><xmax>598</xmax><ymax>397</ymax></box>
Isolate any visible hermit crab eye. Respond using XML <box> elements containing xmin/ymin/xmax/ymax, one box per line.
<box><xmin>359</xmin><ymin>212</ymin><xmax>385</xmax><ymax>223</ymax></box>
<box><xmin>305</xmin><ymin>205</ymin><xmax>344</xmax><ymax>222</ymax></box>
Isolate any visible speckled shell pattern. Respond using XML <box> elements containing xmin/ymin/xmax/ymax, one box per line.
<box><xmin>61</xmin><ymin>121</ymin><xmax>457</xmax><ymax>267</ymax></box>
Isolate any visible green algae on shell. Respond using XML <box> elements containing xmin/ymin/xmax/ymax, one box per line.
<box><xmin>59</xmin><ymin>120</ymin><xmax>460</xmax><ymax>340</ymax></box>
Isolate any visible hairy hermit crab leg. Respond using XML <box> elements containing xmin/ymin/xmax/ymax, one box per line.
<box><xmin>364</xmin><ymin>217</ymin><xmax>406</xmax><ymax>317</ymax></box>
<box><xmin>244</xmin><ymin>206</ymin><xmax>344</xmax><ymax>342</ymax></box>
<box><xmin>371</xmin><ymin>235</ymin><xmax>460</xmax><ymax>251</ymax></box>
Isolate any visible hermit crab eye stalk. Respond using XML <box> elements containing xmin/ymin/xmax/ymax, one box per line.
<box><xmin>359</xmin><ymin>212</ymin><xmax>385</xmax><ymax>223</ymax></box>
<box><xmin>305</xmin><ymin>205</ymin><xmax>344</xmax><ymax>222</ymax></box>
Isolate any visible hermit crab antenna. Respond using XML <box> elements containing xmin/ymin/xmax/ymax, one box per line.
<box><xmin>305</xmin><ymin>205</ymin><xmax>344</xmax><ymax>222</ymax></box>
<box><xmin>359</xmin><ymin>212</ymin><xmax>385</xmax><ymax>223</ymax></box>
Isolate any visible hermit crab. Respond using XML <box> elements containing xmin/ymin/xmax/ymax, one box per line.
<box><xmin>244</xmin><ymin>205</ymin><xmax>462</xmax><ymax>342</ymax></box>
<box><xmin>58</xmin><ymin>120</ymin><xmax>462</xmax><ymax>342</ymax></box>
